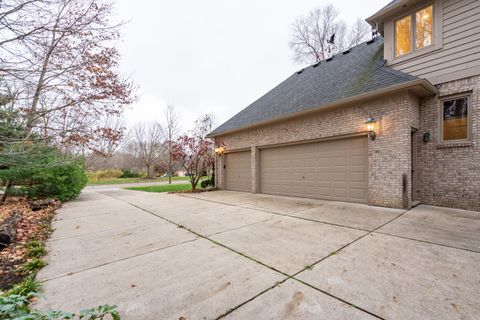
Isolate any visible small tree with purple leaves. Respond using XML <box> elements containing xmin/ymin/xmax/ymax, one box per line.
<box><xmin>172</xmin><ymin>114</ymin><xmax>215</xmax><ymax>190</ymax></box>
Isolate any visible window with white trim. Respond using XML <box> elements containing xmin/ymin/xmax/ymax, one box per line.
<box><xmin>395</xmin><ymin>4</ymin><xmax>433</xmax><ymax>57</ymax></box>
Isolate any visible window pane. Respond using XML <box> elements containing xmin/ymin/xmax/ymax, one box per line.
<box><xmin>443</xmin><ymin>97</ymin><xmax>468</xmax><ymax>141</ymax></box>
<box><xmin>416</xmin><ymin>5</ymin><xmax>433</xmax><ymax>49</ymax></box>
<box><xmin>395</xmin><ymin>15</ymin><xmax>412</xmax><ymax>57</ymax></box>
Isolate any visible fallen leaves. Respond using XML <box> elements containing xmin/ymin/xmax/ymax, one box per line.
<box><xmin>0</xmin><ymin>197</ymin><xmax>60</xmax><ymax>290</ymax></box>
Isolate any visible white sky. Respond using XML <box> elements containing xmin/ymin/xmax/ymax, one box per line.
<box><xmin>115</xmin><ymin>0</ymin><xmax>386</xmax><ymax>131</ymax></box>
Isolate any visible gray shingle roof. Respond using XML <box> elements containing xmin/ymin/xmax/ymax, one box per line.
<box><xmin>381</xmin><ymin>0</ymin><xmax>401</xmax><ymax>11</ymax></box>
<box><xmin>210</xmin><ymin>37</ymin><xmax>417</xmax><ymax>136</ymax></box>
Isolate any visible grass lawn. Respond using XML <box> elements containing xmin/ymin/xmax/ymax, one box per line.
<box><xmin>87</xmin><ymin>176</ymin><xmax>190</xmax><ymax>186</ymax></box>
<box><xmin>125</xmin><ymin>183</ymin><xmax>194</xmax><ymax>193</ymax></box>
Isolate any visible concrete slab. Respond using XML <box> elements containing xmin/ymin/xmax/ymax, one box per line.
<box><xmin>241</xmin><ymin>194</ymin><xmax>326</xmax><ymax>214</ymax></box>
<box><xmin>55</xmin><ymin>205</ymin><xmax>141</xmax><ymax>220</ymax></box>
<box><xmin>168</xmin><ymin>205</ymin><xmax>274</xmax><ymax>236</ymax></box>
<box><xmin>180</xmin><ymin>190</ymin><xmax>259</xmax><ymax>206</ymax></box>
<box><xmin>35</xmin><ymin>239</ymin><xmax>285</xmax><ymax>320</ymax></box>
<box><xmin>297</xmin><ymin>233</ymin><xmax>480</xmax><ymax>320</ymax></box>
<box><xmin>211</xmin><ymin>216</ymin><xmax>366</xmax><ymax>275</ymax></box>
<box><xmin>377</xmin><ymin>205</ymin><xmax>480</xmax><ymax>252</ymax></box>
<box><xmin>225</xmin><ymin>280</ymin><xmax>376</xmax><ymax>320</ymax></box>
<box><xmin>103</xmin><ymin>190</ymin><xmax>275</xmax><ymax>236</ymax></box>
<box><xmin>49</xmin><ymin>209</ymin><xmax>160</xmax><ymax>240</ymax></box>
<box><xmin>54</xmin><ymin>191</ymin><xmax>142</xmax><ymax>219</ymax></box>
<box><xmin>291</xmin><ymin>201</ymin><xmax>404</xmax><ymax>231</ymax></box>
<box><xmin>38</xmin><ymin>221</ymin><xmax>197</xmax><ymax>280</ymax></box>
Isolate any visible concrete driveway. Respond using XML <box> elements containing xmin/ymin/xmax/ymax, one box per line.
<box><xmin>35</xmin><ymin>189</ymin><xmax>480</xmax><ymax>320</ymax></box>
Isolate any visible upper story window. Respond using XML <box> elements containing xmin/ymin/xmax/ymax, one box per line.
<box><xmin>395</xmin><ymin>5</ymin><xmax>433</xmax><ymax>57</ymax></box>
<box><xmin>441</xmin><ymin>95</ymin><xmax>471</xmax><ymax>142</ymax></box>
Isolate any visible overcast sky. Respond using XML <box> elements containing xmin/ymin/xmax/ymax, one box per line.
<box><xmin>115</xmin><ymin>0</ymin><xmax>386</xmax><ymax>131</ymax></box>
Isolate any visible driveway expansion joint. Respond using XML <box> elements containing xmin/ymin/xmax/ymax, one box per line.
<box><xmin>292</xmin><ymin>207</ymin><xmax>410</xmax><ymax>273</ymax></box>
<box><xmin>206</xmin><ymin>217</ymin><xmax>274</xmax><ymax>237</ymax></box>
<box><xmin>178</xmin><ymin>193</ymin><xmax>375</xmax><ymax>233</ymax></box>
<box><xmin>48</xmin><ymin>221</ymin><xmax>159</xmax><ymax>243</ymax></box>
<box><xmin>373</xmin><ymin>230</ymin><xmax>480</xmax><ymax>254</ymax></box>
<box><xmin>39</xmin><ymin>238</ymin><xmax>199</xmax><ymax>282</ymax></box>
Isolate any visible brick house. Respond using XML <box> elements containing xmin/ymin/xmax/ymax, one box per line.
<box><xmin>209</xmin><ymin>0</ymin><xmax>480</xmax><ymax>211</ymax></box>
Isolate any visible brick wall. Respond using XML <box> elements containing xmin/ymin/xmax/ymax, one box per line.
<box><xmin>215</xmin><ymin>92</ymin><xmax>420</xmax><ymax>209</ymax></box>
<box><xmin>417</xmin><ymin>75</ymin><xmax>480</xmax><ymax>211</ymax></box>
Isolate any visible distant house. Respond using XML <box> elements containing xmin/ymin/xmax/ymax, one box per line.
<box><xmin>210</xmin><ymin>0</ymin><xmax>479</xmax><ymax>211</ymax></box>
<box><xmin>175</xmin><ymin>170</ymin><xmax>186</xmax><ymax>177</ymax></box>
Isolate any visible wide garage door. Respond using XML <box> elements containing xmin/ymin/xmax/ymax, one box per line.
<box><xmin>260</xmin><ymin>136</ymin><xmax>367</xmax><ymax>203</ymax></box>
<box><xmin>225</xmin><ymin>151</ymin><xmax>251</xmax><ymax>192</ymax></box>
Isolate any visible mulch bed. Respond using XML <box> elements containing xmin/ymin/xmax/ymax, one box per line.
<box><xmin>170</xmin><ymin>187</ymin><xmax>218</xmax><ymax>194</ymax></box>
<box><xmin>0</xmin><ymin>197</ymin><xmax>60</xmax><ymax>290</ymax></box>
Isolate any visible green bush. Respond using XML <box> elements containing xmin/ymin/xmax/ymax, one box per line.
<box><xmin>200</xmin><ymin>178</ymin><xmax>214</xmax><ymax>189</ymax></box>
<box><xmin>119</xmin><ymin>169</ymin><xmax>141</xmax><ymax>179</ymax></box>
<box><xmin>0</xmin><ymin>144</ymin><xmax>88</xmax><ymax>202</ymax></box>
<box><xmin>26</xmin><ymin>161</ymin><xmax>88</xmax><ymax>201</ymax></box>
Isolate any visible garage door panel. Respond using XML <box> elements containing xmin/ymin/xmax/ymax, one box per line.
<box><xmin>225</xmin><ymin>151</ymin><xmax>251</xmax><ymax>192</ymax></box>
<box><xmin>260</xmin><ymin>136</ymin><xmax>367</xmax><ymax>203</ymax></box>
<box><xmin>351</xmin><ymin>189</ymin><xmax>367</xmax><ymax>200</ymax></box>
<box><xmin>351</xmin><ymin>155</ymin><xmax>366</xmax><ymax>165</ymax></box>
<box><xmin>318</xmin><ymin>187</ymin><xmax>331</xmax><ymax>197</ymax></box>
<box><xmin>334</xmin><ymin>173</ymin><xmax>348</xmax><ymax>181</ymax></box>
<box><xmin>351</xmin><ymin>172</ymin><xmax>367</xmax><ymax>182</ymax></box>
<box><xmin>334</xmin><ymin>188</ymin><xmax>349</xmax><ymax>198</ymax></box>
<box><xmin>333</xmin><ymin>157</ymin><xmax>348</xmax><ymax>165</ymax></box>
<box><xmin>348</xmin><ymin>181</ymin><xmax>367</xmax><ymax>188</ymax></box>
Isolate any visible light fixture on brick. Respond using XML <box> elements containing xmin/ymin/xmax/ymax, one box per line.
<box><xmin>214</xmin><ymin>146</ymin><xmax>226</xmax><ymax>155</ymax></box>
<box><xmin>365</xmin><ymin>116</ymin><xmax>377</xmax><ymax>140</ymax></box>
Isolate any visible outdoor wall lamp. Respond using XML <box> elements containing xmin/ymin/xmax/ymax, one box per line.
<box><xmin>214</xmin><ymin>146</ymin><xmax>226</xmax><ymax>155</ymax></box>
<box><xmin>365</xmin><ymin>116</ymin><xmax>377</xmax><ymax>140</ymax></box>
<box><xmin>423</xmin><ymin>132</ymin><xmax>430</xmax><ymax>143</ymax></box>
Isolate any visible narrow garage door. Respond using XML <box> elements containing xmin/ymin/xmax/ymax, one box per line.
<box><xmin>260</xmin><ymin>136</ymin><xmax>367</xmax><ymax>203</ymax></box>
<box><xmin>225</xmin><ymin>151</ymin><xmax>251</xmax><ymax>192</ymax></box>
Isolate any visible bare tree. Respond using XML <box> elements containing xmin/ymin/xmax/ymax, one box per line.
<box><xmin>346</xmin><ymin>18</ymin><xmax>372</xmax><ymax>49</ymax></box>
<box><xmin>127</xmin><ymin>123</ymin><xmax>163</xmax><ymax>179</ymax></box>
<box><xmin>82</xmin><ymin>116</ymin><xmax>126</xmax><ymax>169</ymax></box>
<box><xmin>159</xmin><ymin>105</ymin><xmax>181</xmax><ymax>184</ymax></box>
<box><xmin>289</xmin><ymin>5</ymin><xmax>371</xmax><ymax>65</ymax></box>
<box><xmin>0</xmin><ymin>0</ymin><xmax>45</xmax><ymax>47</ymax></box>
<box><xmin>194</xmin><ymin>113</ymin><xmax>216</xmax><ymax>178</ymax></box>
<box><xmin>0</xmin><ymin>0</ymin><xmax>136</xmax><ymax>152</ymax></box>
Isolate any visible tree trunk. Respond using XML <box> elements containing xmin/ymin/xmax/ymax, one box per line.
<box><xmin>0</xmin><ymin>210</ymin><xmax>22</xmax><ymax>250</ymax></box>
<box><xmin>25</xmin><ymin>36</ymin><xmax>56</xmax><ymax>137</ymax></box>
<box><xmin>190</xmin><ymin>176</ymin><xmax>196</xmax><ymax>190</ymax></box>
<box><xmin>168</xmin><ymin>141</ymin><xmax>172</xmax><ymax>184</ymax></box>
<box><xmin>146</xmin><ymin>165</ymin><xmax>151</xmax><ymax>179</ymax></box>
<box><xmin>212</xmin><ymin>162</ymin><xmax>215</xmax><ymax>187</ymax></box>
<box><xmin>0</xmin><ymin>180</ymin><xmax>12</xmax><ymax>205</ymax></box>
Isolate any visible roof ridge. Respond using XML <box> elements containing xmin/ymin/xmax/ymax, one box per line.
<box><xmin>306</xmin><ymin>37</ymin><xmax>382</xmax><ymax>69</ymax></box>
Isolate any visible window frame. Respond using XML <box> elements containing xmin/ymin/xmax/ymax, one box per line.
<box><xmin>394</xmin><ymin>3</ymin><xmax>434</xmax><ymax>58</ymax></box>
<box><xmin>439</xmin><ymin>93</ymin><xmax>472</xmax><ymax>144</ymax></box>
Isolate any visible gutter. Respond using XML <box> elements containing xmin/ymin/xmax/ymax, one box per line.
<box><xmin>208</xmin><ymin>79</ymin><xmax>438</xmax><ymax>138</ymax></box>
<box><xmin>366</xmin><ymin>0</ymin><xmax>409</xmax><ymax>24</ymax></box>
